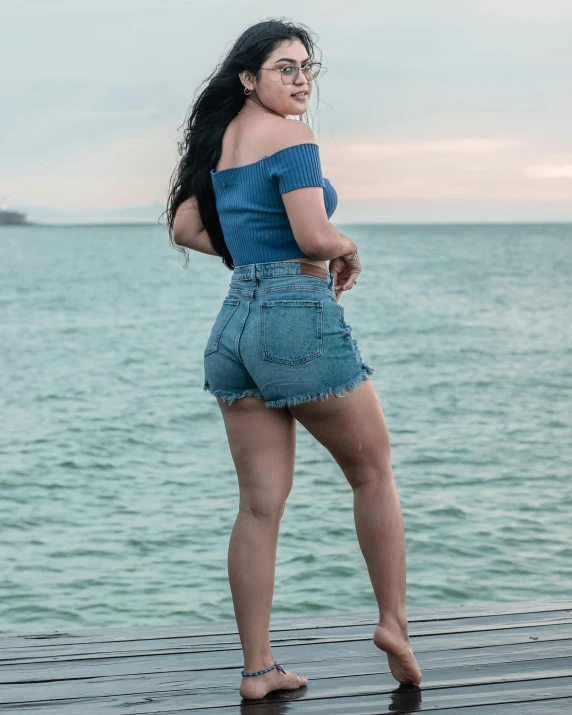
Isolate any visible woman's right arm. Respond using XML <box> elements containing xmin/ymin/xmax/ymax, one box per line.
<box><xmin>299</xmin><ymin>222</ymin><xmax>358</xmax><ymax>261</ymax></box>
<box><xmin>275</xmin><ymin>123</ymin><xmax>357</xmax><ymax>260</ymax></box>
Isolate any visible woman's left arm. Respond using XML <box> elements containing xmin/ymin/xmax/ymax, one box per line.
<box><xmin>173</xmin><ymin>196</ymin><xmax>219</xmax><ymax>256</ymax></box>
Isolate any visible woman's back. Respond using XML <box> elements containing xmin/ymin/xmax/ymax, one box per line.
<box><xmin>214</xmin><ymin>113</ymin><xmax>302</xmax><ymax>173</ymax></box>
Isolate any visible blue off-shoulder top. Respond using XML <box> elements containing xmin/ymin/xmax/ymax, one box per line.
<box><xmin>210</xmin><ymin>142</ymin><xmax>338</xmax><ymax>267</ymax></box>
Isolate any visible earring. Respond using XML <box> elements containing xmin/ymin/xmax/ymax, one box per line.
<box><xmin>244</xmin><ymin>87</ymin><xmax>252</xmax><ymax>95</ymax></box>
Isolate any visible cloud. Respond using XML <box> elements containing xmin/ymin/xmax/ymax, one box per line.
<box><xmin>335</xmin><ymin>137</ymin><xmax>523</xmax><ymax>160</ymax></box>
<box><xmin>320</xmin><ymin>137</ymin><xmax>572</xmax><ymax>202</ymax></box>
<box><xmin>0</xmin><ymin>122</ymin><xmax>179</xmax><ymax>210</ymax></box>
<box><xmin>524</xmin><ymin>164</ymin><xmax>572</xmax><ymax>178</ymax></box>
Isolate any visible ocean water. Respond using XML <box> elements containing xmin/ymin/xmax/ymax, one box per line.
<box><xmin>0</xmin><ymin>222</ymin><xmax>570</xmax><ymax>635</ymax></box>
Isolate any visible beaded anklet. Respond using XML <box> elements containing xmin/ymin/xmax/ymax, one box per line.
<box><xmin>241</xmin><ymin>661</ymin><xmax>286</xmax><ymax>677</ymax></box>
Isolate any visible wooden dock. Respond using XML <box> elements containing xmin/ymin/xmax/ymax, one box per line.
<box><xmin>1</xmin><ymin>599</ymin><xmax>571</xmax><ymax>713</ymax></box>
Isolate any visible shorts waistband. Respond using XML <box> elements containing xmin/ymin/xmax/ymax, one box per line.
<box><xmin>231</xmin><ymin>261</ymin><xmax>333</xmax><ymax>287</ymax></box>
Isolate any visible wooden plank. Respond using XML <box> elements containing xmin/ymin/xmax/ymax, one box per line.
<box><xmin>171</xmin><ymin>680</ymin><xmax>572</xmax><ymax>714</ymax></box>
<box><xmin>1</xmin><ymin>622</ymin><xmax>571</xmax><ymax>685</ymax></box>
<box><xmin>3</xmin><ymin>639</ymin><xmax>571</xmax><ymax>700</ymax></box>
<box><xmin>189</xmin><ymin>690</ymin><xmax>572</xmax><ymax>715</ymax></box>
<box><xmin>2</xmin><ymin>641</ymin><xmax>572</xmax><ymax>706</ymax></box>
<box><xmin>1</xmin><ymin>643</ymin><xmax>572</xmax><ymax>711</ymax></box>
<box><xmin>1</xmin><ymin>598</ymin><xmax>570</xmax><ymax>648</ymax></box>
<box><xmin>2</xmin><ymin>672</ymin><xmax>572</xmax><ymax>713</ymax></box>
<box><xmin>2</xmin><ymin>608</ymin><xmax>571</xmax><ymax>663</ymax></box>
<box><xmin>1</xmin><ymin>601</ymin><xmax>571</xmax><ymax>713</ymax></box>
<box><xmin>423</xmin><ymin>699</ymin><xmax>572</xmax><ymax>715</ymax></box>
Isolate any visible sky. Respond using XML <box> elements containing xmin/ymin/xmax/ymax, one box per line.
<box><xmin>1</xmin><ymin>0</ymin><xmax>571</xmax><ymax>224</ymax></box>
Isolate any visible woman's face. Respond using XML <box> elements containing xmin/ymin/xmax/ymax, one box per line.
<box><xmin>248</xmin><ymin>38</ymin><xmax>315</xmax><ymax>117</ymax></box>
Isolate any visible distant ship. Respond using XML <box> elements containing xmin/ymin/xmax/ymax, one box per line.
<box><xmin>0</xmin><ymin>197</ymin><xmax>32</xmax><ymax>225</ymax></box>
<box><xmin>0</xmin><ymin>209</ymin><xmax>28</xmax><ymax>225</ymax></box>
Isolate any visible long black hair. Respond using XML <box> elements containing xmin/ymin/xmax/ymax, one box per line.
<box><xmin>161</xmin><ymin>17</ymin><xmax>322</xmax><ymax>270</ymax></box>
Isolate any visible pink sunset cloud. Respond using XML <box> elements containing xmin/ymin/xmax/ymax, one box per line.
<box><xmin>320</xmin><ymin>137</ymin><xmax>572</xmax><ymax>202</ymax></box>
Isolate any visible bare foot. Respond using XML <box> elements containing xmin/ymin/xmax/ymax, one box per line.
<box><xmin>373</xmin><ymin>621</ymin><xmax>422</xmax><ymax>687</ymax></box>
<box><xmin>239</xmin><ymin>663</ymin><xmax>308</xmax><ymax>700</ymax></box>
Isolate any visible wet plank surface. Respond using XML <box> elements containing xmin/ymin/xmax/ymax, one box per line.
<box><xmin>1</xmin><ymin>599</ymin><xmax>571</xmax><ymax>713</ymax></box>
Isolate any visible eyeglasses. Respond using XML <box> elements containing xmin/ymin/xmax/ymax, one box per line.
<box><xmin>259</xmin><ymin>61</ymin><xmax>322</xmax><ymax>85</ymax></box>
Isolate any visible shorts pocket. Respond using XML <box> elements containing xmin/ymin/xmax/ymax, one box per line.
<box><xmin>261</xmin><ymin>299</ymin><xmax>323</xmax><ymax>365</ymax></box>
<box><xmin>204</xmin><ymin>298</ymin><xmax>240</xmax><ymax>356</ymax></box>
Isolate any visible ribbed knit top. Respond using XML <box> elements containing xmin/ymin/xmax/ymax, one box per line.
<box><xmin>210</xmin><ymin>142</ymin><xmax>338</xmax><ymax>267</ymax></box>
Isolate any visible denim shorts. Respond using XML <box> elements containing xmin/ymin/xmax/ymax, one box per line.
<box><xmin>203</xmin><ymin>261</ymin><xmax>375</xmax><ymax>409</ymax></box>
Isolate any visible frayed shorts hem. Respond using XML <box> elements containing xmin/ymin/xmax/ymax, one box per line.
<box><xmin>264</xmin><ymin>363</ymin><xmax>375</xmax><ymax>409</ymax></box>
<box><xmin>204</xmin><ymin>363</ymin><xmax>375</xmax><ymax>409</ymax></box>
<box><xmin>202</xmin><ymin>383</ymin><xmax>264</xmax><ymax>406</ymax></box>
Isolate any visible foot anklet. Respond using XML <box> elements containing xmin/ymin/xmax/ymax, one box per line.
<box><xmin>241</xmin><ymin>661</ymin><xmax>286</xmax><ymax>677</ymax></box>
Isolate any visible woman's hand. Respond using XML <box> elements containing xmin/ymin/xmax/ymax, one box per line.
<box><xmin>328</xmin><ymin>253</ymin><xmax>361</xmax><ymax>302</ymax></box>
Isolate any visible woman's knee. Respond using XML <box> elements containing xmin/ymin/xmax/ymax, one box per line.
<box><xmin>238</xmin><ymin>490</ymin><xmax>288</xmax><ymax>521</ymax></box>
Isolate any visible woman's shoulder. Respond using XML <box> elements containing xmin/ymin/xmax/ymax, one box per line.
<box><xmin>265</xmin><ymin>117</ymin><xmax>318</xmax><ymax>155</ymax></box>
<box><xmin>241</xmin><ymin>115</ymin><xmax>318</xmax><ymax>156</ymax></box>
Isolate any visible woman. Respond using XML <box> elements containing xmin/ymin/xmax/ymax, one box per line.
<box><xmin>165</xmin><ymin>18</ymin><xmax>422</xmax><ymax>701</ymax></box>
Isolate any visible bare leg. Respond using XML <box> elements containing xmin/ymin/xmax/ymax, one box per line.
<box><xmin>288</xmin><ymin>380</ymin><xmax>422</xmax><ymax>687</ymax></box>
<box><xmin>217</xmin><ymin>395</ymin><xmax>309</xmax><ymax>700</ymax></box>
